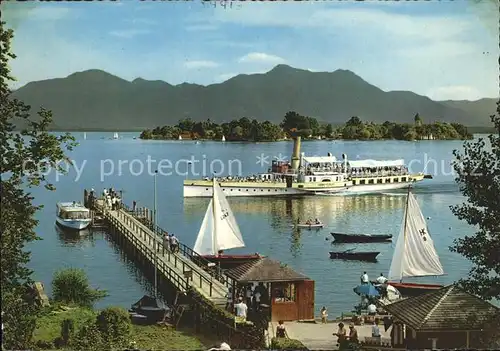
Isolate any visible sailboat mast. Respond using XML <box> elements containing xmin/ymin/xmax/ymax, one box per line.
<box><xmin>400</xmin><ymin>185</ymin><xmax>411</xmax><ymax>283</ymax></box>
<box><xmin>212</xmin><ymin>177</ymin><xmax>217</xmax><ymax>256</ymax></box>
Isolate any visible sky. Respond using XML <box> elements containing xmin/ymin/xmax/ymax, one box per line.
<box><xmin>3</xmin><ymin>0</ymin><xmax>499</xmax><ymax>101</ymax></box>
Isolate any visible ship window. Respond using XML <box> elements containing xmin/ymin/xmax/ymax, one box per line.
<box><xmin>402</xmin><ymin>177</ymin><xmax>407</xmax><ymax>182</ymax></box>
<box><xmin>394</xmin><ymin>178</ymin><xmax>399</xmax><ymax>183</ymax></box>
<box><xmin>360</xmin><ymin>179</ymin><xmax>366</xmax><ymax>185</ymax></box>
<box><xmin>238</xmin><ymin>189</ymin><xmax>241</xmax><ymax>191</ymax></box>
<box><xmin>268</xmin><ymin>189</ymin><xmax>271</xmax><ymax>192</ymax></box>
<box><xmin>368</xmin><ymin>179</ymin><xmax>374</xmax><ymax>184</ymax></box>
<box><xmin>275</xmin><ymin>189</ymin><xmax>278</xmax><ymax>191</ymax></box>
<box><xmin>206</xmin><ymin>188</ymin><xmax>208</xmax><ymax>190</ymax></box>
<box><xmin>322</xmin><ymin>179</ymin><xmax>330</xmax><ymax>182</ymax></box>
<box><xmin>377</xmin><ymin>179</ymin><xmax>383</xmax><ymax>184</ymax></box>
<box><xmin>246</xmin><ymin>189</ymin><xmax>249</xmax><ymax>191</ymax></box>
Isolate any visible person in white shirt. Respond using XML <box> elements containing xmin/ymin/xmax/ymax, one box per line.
<box><xmin>376</xmin><ymin>273</ymin><xmax>388</xmax><ymax>284</ymax></box>
<box><xmin>245</xmin><ymin>285</ymin><xmax>253</xmax><ymax>306</ymax></box>
<box><xmin>367</xmin><ymin>303</ymin><xmax>377</xmax><ymax>315</ymax></box>
<box><xmin>360</xmin><ymin>271</ymin><xmax>369</xmax><ymax>284</ymax></box>
<box><xmin>253</xmin><ymin>290</ymin><xmax>261</xmax><ymax>311</ymax></box>
<box><xmin>234</xmin><ymin>297</ymin><xmax>248</xmax><ymax>320</ymax></box>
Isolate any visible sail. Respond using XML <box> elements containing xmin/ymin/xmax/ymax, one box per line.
<box><xmin>212</xmin><ymin>180</ymin><xmax>245</xmax><ymax>251</ymax></box>
<box><xmin>193</xmin><ymin>199</ymin><xmax>215</xmax><ymax>255</ymax></box>
<box><xmin>388</xmin><ymin>192</ymin><xmax>444</xmax><ymax>281</ymax></box>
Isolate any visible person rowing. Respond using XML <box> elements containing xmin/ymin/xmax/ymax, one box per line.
<box><xmin>315</xmin><ymin>218</ymin><xmax>321</xmax><ymax>224</ymax></box>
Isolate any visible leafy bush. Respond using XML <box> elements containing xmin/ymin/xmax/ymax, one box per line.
<box><xmin>51</xmin><ymin>268</ymin><xmax>107</xmax><ymax>307</ymax></box>
<box><xmin>95</xmin><ymin>306</ymin><xmax>132</xmax><ymax>348</ymax></box>
<box><xmin>60</xmin><ymin>318</ymin><xmax>75</xmax><ymax>345</ymax></box>
<box><xmin>270</xmin><ymin>337</ymin><xmax>308</xmax><ymax>350</ymax></box>
<box><xmin>71</xmin><ymin>320</ymin><xmax>104</xmax><ymax>351</ymax></box>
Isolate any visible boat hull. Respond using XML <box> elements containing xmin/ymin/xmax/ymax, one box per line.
<box><xmin>56</xmin><ymin>217</ymin><xmax>91</xmax><ymax>230</ymax></box>
<box><xmin>183</xmin><ymin>180</ymin><xmax>418</xmax><ymax>198</ymax></box>
<box><xmin>331</xmin><ymin>233</ymin><xmax>392</xmax><ymax>243</ymax></box>
<box><xmin>329</xmin><ymin>251</ymin><xmax>380</xmax><ymax>262</ymax></box>
<box><xmin>295</xmin><ymin>223</ymin><xmax>324</xmax><ymax>229</ymax></box>
<box><xmin>201</xmin><ymin>254</ymin><xmax>262</xmax><ymax>270</ymax></box>
<box><xmin>383</xmin><ymin>282</ymin><xmax>443</xmax><ymax>297</ymax></box>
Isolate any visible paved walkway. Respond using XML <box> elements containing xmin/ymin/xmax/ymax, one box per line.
<box><xmin>279</xmin><ymin>321</ymin><xmax>391</xmax><ymax>350</ymax></box>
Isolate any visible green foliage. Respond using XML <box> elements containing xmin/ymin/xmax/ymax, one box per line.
<box><xmin>270</xmin><ymin>337</ymin><xmax>308</xmax><ymax>350</ymax></box>
<box><xmin>95</xmin><ymin>306</ymin><xmax>132</xmax><ymax>349</ymax></box>
<box><xmin>60</xmin><ymin>318</ymin><xmax>75</xmax><ymax>345</ymax></box>
<box><xmin>449</xmin><ymin>103</ymin><xmax>500</xmax><ymax>301</ymax></box>
<box><xmin>141</xmin><ymin>112</ymin><xmax>471</xmax><ymax>142</ymax></box>
<box><xmin>450</xmin><ymin>102</ymin><xmax>500</xmax><ymax>347</ymax></box>
<box><xmin>0</xmin><ymin>20</ymin><xmax>76</xmax><ymax>350</ymax></box>
<box><xmin>51</xmin><ymin>268</ymin><xmax>107</xmax><ymax>307</ymax></box>
<box><xmin>72</xmin><ymin>319</ymin><xmax>105</xmax><ymax>351</ymax></box>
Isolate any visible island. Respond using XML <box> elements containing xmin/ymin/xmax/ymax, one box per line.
<box><xmin>140</xmin><ymin>111</ymin><xmax>473</xmax><ymax>142</ymax></box>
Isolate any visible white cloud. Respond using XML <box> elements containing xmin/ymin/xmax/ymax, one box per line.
<box><xmin>184</xmin><ymin>60</ymin><xmax>219</xmax><ymax>69</ymax></box>
<box><xmin>109</xmin><ymin>29</ymin><xmax>150</xmax><ymax>38</ymax></box>
<box><xmin>238</xmin><ymin>52</ymin><xmax>285</xmax><ymax>64</ymax></box>
<box><xmin>427</xmin><ymin>86</ymin><xmax>483</xmax><ymax>101</ymax></box>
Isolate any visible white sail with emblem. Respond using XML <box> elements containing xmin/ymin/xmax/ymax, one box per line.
<box><xmin>193</xmin><ymin>178</ymin><xmax>245</xmax><ymax>255</ymax></box>
<box><xmin>388</xmin><ymin>191</ymin><xmax>444</xmax><ymax>281</ymax></box>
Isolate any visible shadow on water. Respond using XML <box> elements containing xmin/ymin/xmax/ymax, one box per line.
<box><xmin>55</xmin><ymin>224</ymin><xmax>96</xmax><ymax>247</ymax></box>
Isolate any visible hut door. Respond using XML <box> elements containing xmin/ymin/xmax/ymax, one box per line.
<box><xmin>298</xmin><ymin>280</ymin><xmax>315</xmax><ymax>320</ymax></box>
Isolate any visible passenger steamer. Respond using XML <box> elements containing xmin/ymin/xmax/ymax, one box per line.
<box><xmin>183</xmin><ymin>136</ymin><xmax>432</xmax><ymax>198</ymax></box>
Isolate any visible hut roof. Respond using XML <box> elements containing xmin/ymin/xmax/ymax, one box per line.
<box><xmin>225</xmin><ymin>257</ymin><xmax>309</xmax><ymax>283</ymax></box>
<box><xmin>380</xmin><ymin>285</ymin><xmax>499</xmax><ymax>331</ymax></box>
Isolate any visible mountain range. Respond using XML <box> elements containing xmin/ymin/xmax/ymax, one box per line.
<box><xmin>11</xmin><ymin>64</ymin><xmax>497</xmax><ymax>130</ymax></box>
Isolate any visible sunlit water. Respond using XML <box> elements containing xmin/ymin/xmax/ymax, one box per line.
<box><xmin>27</xmin><ymin>132</ymin><xmax>491</xmax><ymax>315</ymax></box>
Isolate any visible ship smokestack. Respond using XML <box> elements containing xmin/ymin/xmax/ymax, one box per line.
<box><xmin>291</xmin><ymin>136</ymin><xmax>302</xmax><ymax>170</ymax></box>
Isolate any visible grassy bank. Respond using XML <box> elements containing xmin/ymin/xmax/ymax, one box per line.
<box><xmin>33</xmin><ymin>305</ymin><xmax>210</xmax><ymax>350</ymax></box>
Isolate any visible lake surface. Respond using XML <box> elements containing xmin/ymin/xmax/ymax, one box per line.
<box><xmin>28</xmin><ymin>132</ymin><xmax>488</xmax><ymax>316</ymax></box>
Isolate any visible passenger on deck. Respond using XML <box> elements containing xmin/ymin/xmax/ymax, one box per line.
<box><xmin>306</xmin><ymin>218</ymin><xmax>312</xmax><ymax>225</ymax></box>
<box><xmin>315</xmin><ymin>218</ymin><xmax>321</xmax><ymax>224</ymax></box>
<box><xmin>276</xmin><ymin>320</ymin><xmax>287</xmax><ymax>338</ymax></box>
<box><xmin>376</xmin><ymin>273</ymin><xmax>388</xmax><ymax>285</ymax></box>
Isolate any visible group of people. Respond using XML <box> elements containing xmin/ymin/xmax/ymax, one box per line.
<box><xmin>299</xmin><ymin>218</ymin><xmax>321</xmax><ymax>225</ymax></box>
<box><xmin>226</xmin><ymin>283</ymin><xmax>269</xmax><ymax>318</ymax></box>
<box><xmin>103</xmin><ymin>188</ymin><xmax>121</xmax><ymax>210</ymax></box>
<box><xmin>162</xmin><ymin>232</ymin><xmax>180</xmax><ymax>253</ymax></box>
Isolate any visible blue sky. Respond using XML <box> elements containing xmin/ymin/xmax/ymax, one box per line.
<box><xmin>3</xmin><ymin>0</ymin><xmax>498</xmax><ymax>100</ymax></box>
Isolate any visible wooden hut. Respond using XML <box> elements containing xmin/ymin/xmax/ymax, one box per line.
<box><xmin>378</xmin><ymin>284</ymin><xmax>499</xmax><ymax>349</ymax></box>
<box><xmin>225</xmin><ymin>257</ymin><xmax>314</xmax><ymax>322</ymax></box>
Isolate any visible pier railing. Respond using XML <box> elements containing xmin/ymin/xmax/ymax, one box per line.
<box><xmin>119</xmin><ymin>202</ymin><xmax>231</xmax><ymax>288</ymax></box>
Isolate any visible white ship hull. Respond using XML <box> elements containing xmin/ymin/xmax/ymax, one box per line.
<box><xmin>183</xmin><ymin>181</ymin><xmax>414</xmax><ymax>198</ymax></box>
<box><xmin>56</xmin><ymin>216</ymin><xmax>92</xmax><ymax>230</ymax></box>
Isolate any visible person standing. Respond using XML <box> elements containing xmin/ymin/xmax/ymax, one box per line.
<box><xmin>334</xmin><ymin>322</ymin><xmax>347</xmax><ymax>350</ymax></box>
<box><xmin>163</xmin><ymin>232</ymin><xmax>170</xmax><ymax>252</ymax></box>
<box><xmin>245</xmin><ymin>284</ymin><xmax>253</xmax><ymax>307</ymax></box>
<box><xmin>360</xmin><ymin>271</ymin><xmax>369</xmax><ymax>284</ymax></box>
<box><xmin>234</xmin><ymin>297</ymin><xmax>248</xmax><ymax>321</ymax></box>
<box><xmin>170</xmin><ymin>234</ymin><xmax>179</xmax><ymax>253</ymax></box>
<box><xmin>320</xmin><ymin>306</ymin><xmax>328</xmax><ymax>324</ymax></box>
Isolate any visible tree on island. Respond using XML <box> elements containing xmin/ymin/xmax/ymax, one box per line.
<box><xmin>0</xmin><ymin>20</ymin><xmax>76</xmax><ymax>349</ymax></box>
<box><xmin>450</xmin><ymin>102</ymin><xmax>500</xmax><ymax>347</ymax></box>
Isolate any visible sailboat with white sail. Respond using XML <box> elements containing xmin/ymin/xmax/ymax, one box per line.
<box><xmin>379</xmin><ymin>187</ymin><xmax>444</xmax><ymax>297</ymax></box>
<box><xmin>193</xmin><ymin>178</ymin><xmax>260</xmax><ymax>263</ymax></box>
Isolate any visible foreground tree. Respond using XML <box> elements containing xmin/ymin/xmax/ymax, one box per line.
<box><xmin>450</xmin><ymin>101</ymin><xmax>500</xmax><ymax>345</ymax></box>
<box><xmin>0</xmin><ymin>20</ymin><xmax>75</xmax><ymax>349</ymax></box>
<box><xmin>52</xmin><ymin>268</ymin><xmax>107</xmax><ymax>307</ymax></box>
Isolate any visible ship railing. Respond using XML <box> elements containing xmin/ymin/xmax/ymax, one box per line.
<box><xmin>350</xmin><ymin>171</ymin><xmax>410</xmax><ymax>178</ymax></box>
<box><xmin>119</xmin><ymin>202</ymin><xmax>230</xmax><ymax>288</ymax></box>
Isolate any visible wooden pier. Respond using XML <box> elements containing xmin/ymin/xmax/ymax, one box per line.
<box><xmin>93</xmin><ymin>199</ymin><xmax>228</xmax><ymax>306</ymax></box>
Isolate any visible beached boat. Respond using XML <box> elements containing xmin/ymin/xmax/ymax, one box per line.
<box><xmin>183</xmin><ymin>136</ymin><xmax>432</xmax><ymax>198</ymax></box>
<box><xmin>56</xmin><ymin>202</ymin><xmax>92</xmax><ymax>230</ymax></box>
<box><xmin>374</xmin><ymin>187</ymin><xmax>444</xmax><ymax>296</ymax></box>
<box><xmin>329</xmin><ymin>250</ymin><xmax>380</xmax><ymax>262</ymax></box>
<box><xmin>331</xmin><ymin>232</ymin><xmax>392</xmax><ymax>243</ymax></box>
<box><xmin>293</xmin><ymin>222</ymin><xmax>324</xmax><ymax>229</ymax></box>
<box><xmin>113</xmin><ymin>132</ymin><xmax>119</xmax><ymax>139</ymax></box>
<box><xmin>193</xmin><ymin>178</ymin><xmax>260</xmax><ymax>262</ymax></box>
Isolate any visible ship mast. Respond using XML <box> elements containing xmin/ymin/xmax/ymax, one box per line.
<box><xmin>400</xmin><ymin>185</ymin><xmax>411</xmax><ymax>283</ymax></box>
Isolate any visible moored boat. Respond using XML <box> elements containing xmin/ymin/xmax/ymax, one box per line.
<box><xmin>329</xmin><ymin>250</ymin><xmax>380</xmax><ymax>262</ymax></box>
<box><xmin>331</xmin><ymin>232</ymin><xmax>392</xmax><ymax>243</ymax></box>
<box><xmin>376</xmin><ymin>187</ymin><xmax>444</xmax><ymax>296</ymax></box>
<box><xmin>56</xmin><ymin>202</ymin><xmax>92</xmax><ymax>230</ymax></box>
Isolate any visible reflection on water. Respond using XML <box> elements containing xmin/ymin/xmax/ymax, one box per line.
<box><xmin>184</xmin><ymin>194</ymin><xmax>406</xmax><ymax>223</ymax></box>
<box><xmin>55</xmin><ymin>224</ymin><xmax>96</xmax><ymax>247</ymax></box>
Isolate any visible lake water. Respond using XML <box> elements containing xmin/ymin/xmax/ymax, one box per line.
<box><xmin>28</xmin><ymin>132</ymin><xmax>485</xmax><ymax>316</ymax></box>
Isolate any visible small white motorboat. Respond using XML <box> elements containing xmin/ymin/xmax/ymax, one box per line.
<box><xmin>292</xmin><ymin>222</ymin><xmax>324</xmax><ymax>229</ymax></box>
<box><xmin>56</xmin><ymin>202</ymin><xmax>92</xmax><ymax>230</ymax></box>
